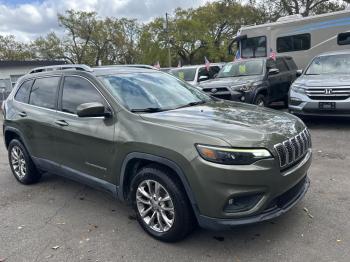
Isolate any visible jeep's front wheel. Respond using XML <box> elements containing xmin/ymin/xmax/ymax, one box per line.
<box><xmin>131</xmin><ymin>164</ymin><xmax>195</xmax><ymax>242</ymax></box>
<box><xmin>254</xmin><ymin>94</ymin><xmax>267</xmax><ymax>107</ymax></box>
<box><xmin>8</xmin><ymin>139</ymin><xmax>41</xmax><ymax>184</ymax></box>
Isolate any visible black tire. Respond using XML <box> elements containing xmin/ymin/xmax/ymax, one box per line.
<box><xmin>284</xmin><ymin>96</ymin><xmax>289</xmax><ymax>108</ymax></box>
<box><xmin>8</xmin><ymin>139</ymin><xmax>41</xmax><ymax>185</ymax></box>
<box><xmin>254</xmin><ymin>94</ymin><xmax>267</xmax><ymax>107</ymax></box>
<box><xmin>130</xmin><ymin>164</ymin><xmax>195</xmax><ymax>242</ymax></box>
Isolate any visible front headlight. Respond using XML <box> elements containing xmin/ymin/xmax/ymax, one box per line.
<box><xmin>291</xmin><ymin>84</ymin><xmax>306</xmax><ymax>94</ymax></box>
<box><xmin>196</xmin><ymin>144</ymin><xmax>272</xmax><ymax>165</ymax></box>
<box><xmin>238</xmin><ymin>81</ymin><xmax>263</xmax><ymax>92</ymax></box>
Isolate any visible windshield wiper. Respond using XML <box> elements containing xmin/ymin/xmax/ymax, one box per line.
<box><xmin>176</xmin><ymin>100</ymin><xmax>206</xmax><ymax>109</ymax></box>
<box><xmin>130</xmin><ymin>107</ymin><xmax>164</xmax><ymax>113</ymax></box>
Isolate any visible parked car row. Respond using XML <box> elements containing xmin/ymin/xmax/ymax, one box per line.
<box><xmin>169</xmin><ymin>50</ymin><xmax>350</xmax><ymax>117</ymax></box>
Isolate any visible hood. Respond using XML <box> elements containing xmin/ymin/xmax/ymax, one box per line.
<box><xmin>186</xmin><ymin>80</ymin><xmax>198</xmax><ymax>86</ymax></box>
<box><xmin>199</xmin><ymin>75</ymin><xmax>264</xmax><ymax>89</ymax></box>
<box><xmin>140</xmin><ymin>101</ymin><xmax>305</xmax><ymax>148</ymax></box>
<box><xmin>295</xmin><ymin>74</ymin><xmax>350</xmax><ymax>87</ymax></box>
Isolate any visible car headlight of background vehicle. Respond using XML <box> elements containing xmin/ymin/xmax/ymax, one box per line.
<box><xmin>237</xmin><ymin>81</ymin><xmax>264</xmax><ymax>92</ymax></box>
<box><xmin>196</xmin><ymin>144</ymin><xmax>272</xmax><ymax>165</ymax></box>
<box><xmin>291</xmin><ymin>84</ymin><xmax>306</xmax><ymax>94</ymax></box>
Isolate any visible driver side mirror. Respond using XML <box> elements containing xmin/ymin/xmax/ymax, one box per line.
<box><xmin>296</xmin><ymin>69</ymin><xmax>303</xmax><ymax>77</ymax></box>
<box><xmin>268</xmin><ymin>68</ymin><xmax>279</xmax><ymax>75</ymax></box>
<box><xmin>198</xmin><ymin>75</ymin><xmax>209</xmax><ymax>82</ymax></box>
<box><xmin>77</xmin><ymin>102</ymin><xmax>111</xmax><ymax>118</ymax></box>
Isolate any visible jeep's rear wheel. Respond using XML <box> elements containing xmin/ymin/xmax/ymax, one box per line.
<box><xmin>131</xmin><ymin>164</ymin><xmax>195</xmax><ymax>242</ymax></box>
<box><xmin>8</xmin><ymin>139</ymin><xmax>41</xmax><ymax>184</ymax></box>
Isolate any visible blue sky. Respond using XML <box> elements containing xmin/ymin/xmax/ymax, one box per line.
<box><xmin>0</xmin><ymin>0</ymin><xmax>212</xmax><ymax>42</ymax></box>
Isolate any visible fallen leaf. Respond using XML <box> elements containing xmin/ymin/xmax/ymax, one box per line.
<box><xmin>52</xmin><ymin>246</ymin><xmax>60</xmax><ymax>250</ymax></box>
<box><xmin>303</xmin><ymin>207</ymin><xmax>314</xmax><ymax>219</ymax></box>
<box><xmin>17</xmin><ymin>225</ymin><xmax>25</xmax><ymax>230</ymax></box>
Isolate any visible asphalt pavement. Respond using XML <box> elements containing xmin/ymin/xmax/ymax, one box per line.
<box><xmin>0</xmin><ymin>116</ymin><xmax>349</xmax><ymax>262</ymax></box>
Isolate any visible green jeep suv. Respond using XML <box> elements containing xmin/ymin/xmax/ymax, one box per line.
<box><xmin>2</xmin><ymin>65</ymin><xmax>312</xmax><ymax>242</ymax></box>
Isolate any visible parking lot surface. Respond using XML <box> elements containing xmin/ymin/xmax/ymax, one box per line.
<box><xmin>0</xmin><ymin>116</ymin><xmax>349</xmax><ymax>262</ymax></box>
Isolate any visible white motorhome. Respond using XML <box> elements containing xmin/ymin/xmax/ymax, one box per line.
<box><xmin>229</xmin><ymin>9</ymin><xmax>350</xmax><ymax>69</ymax></box>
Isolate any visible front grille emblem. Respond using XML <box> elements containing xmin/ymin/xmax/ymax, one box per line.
<box><xmin>324</xmin><ymin>88</ymin><xmax>333</xmax><ymax>95</ymax></box>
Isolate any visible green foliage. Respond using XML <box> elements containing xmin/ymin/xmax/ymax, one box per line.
<box><xmin>0</xmin><ymin>35</ymin><xmax>34</xmax><ymax>60</ymax></box>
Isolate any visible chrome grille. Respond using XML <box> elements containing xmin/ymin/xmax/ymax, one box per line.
<box><xmin>274</xmin><ymin>129</ymin><xmax>311</xmax><ymax>169</ymax></box>
<box><xmin>306</xmin><ymin>87</ymin><xmax>350</xmax><ymax>100</ymax></box>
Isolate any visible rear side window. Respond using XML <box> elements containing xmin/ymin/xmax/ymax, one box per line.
<box><xmin>29</xmin><ymin>77</ymin><xmax>60</xmax><ymax>109</ymax></box>
<box><xmin>15</xmin><ymin>80</ymin><xmax>33</xmax><ymax>103</ymax></box>
<box><xmin>61</xmin><ymin>76</ymin><xmax>105</xmax><ymax>114</ymax></box>
<box><xmin>275</xmin><ymin>58</ymin><xmax>288</xmax><ymax>72</ymax></box>
<box><xmin>338</xmin><ymin>32</ymin><xmax>350</xmax><ymax>45</ymax></box>
<box><xmin>277</xmin><ymin>34</ymin><xmax>311</xmax><ymax>53</ymax></box>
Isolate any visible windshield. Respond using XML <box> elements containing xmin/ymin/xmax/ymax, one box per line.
<box><xmin>306</xmin><ymin>54</ymin><xmax>350</xmax><ymax>75</ymax></box>
<box><xmin>99</xmin><ymin>72</ymin><xmax>212</xmax><ymax>112</ymax></box>
<box><xmin>217</xmin><ymin>60</ymin><xmax>264</xmax><ymax>78</ymax></box>
<box><xmin>169</xmin><ymin>68</ymin><xmax>197</xmax><ymax>81</ymax></box>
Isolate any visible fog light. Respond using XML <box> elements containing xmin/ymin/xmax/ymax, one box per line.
<box><xmin>289</xmin><ymin>97</ymin><xmax>303</xmax><ymax>106</ymax></box>
<box><xmin>224</xmin><ymin>194</ymin><xmax>262</xmax><ymax>213</ymax></box>
<box><xmin>240</xmin><ymin>96</ymin><xmax>245</xmax><ymax>101</ymax></box>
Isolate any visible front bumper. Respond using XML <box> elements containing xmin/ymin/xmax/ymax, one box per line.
<box><xmin>188</xmin><ymin>147</ymin><xmax>312</xmax><ymax>229</ymax></box>
<box><xmin>289</xmin><ymin>91</ymin><xmax>350</xmax><ymax>116</ymax></box>
<box><xmin>198</xmin><ymin>176</ymin><xmax>310</xmax><ymax>230</ymax></box>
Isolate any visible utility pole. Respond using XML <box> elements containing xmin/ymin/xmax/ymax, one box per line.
<box><xmin>165</xmin><ymin>12</ymin><xmax>171</xmax><ymax>67</ymax></box>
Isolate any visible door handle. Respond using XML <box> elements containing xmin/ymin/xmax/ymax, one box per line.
<box><xmin>54</xmin><ymin>120</ymin><xmax>69</xmax><ymax>127</ymax></box>
<box><xmin>18</xmin><ymin>111</ymin><xmax>27</xmax><ymax>117</ymax></box>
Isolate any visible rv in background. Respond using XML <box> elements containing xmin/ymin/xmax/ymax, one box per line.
<box><xmin>229</xmin><ymin>9</ymin><xmax>350</xmax><ymax>70</ymax></box>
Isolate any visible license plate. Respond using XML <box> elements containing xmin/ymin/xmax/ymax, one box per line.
<box><xmin>319</xmin><ymin>102</ymin><xmax>336</xmax><ymax>110</ymax></box>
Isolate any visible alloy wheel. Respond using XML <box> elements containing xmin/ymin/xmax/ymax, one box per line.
<box><xmin>10</xmin><ymin>146</ymin><xmax>27</xmax><ymax>179</ymax></box>
<box><xmin>136</xmin><ymin>179</ymin><xmax>175</xmax><ymax>233</ymax></box>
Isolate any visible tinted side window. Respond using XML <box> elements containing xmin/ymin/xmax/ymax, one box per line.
<box><xmin>277</xmin><ymin>34</ymin><xmax>310</xmax><ymax>53</ymax></box>
<box><xmin>284</xmin><ymin>57</ymin><xmax>298</xmax><ymax>70</ymax></box>
<box><xmin>29</xmin><ymin>77</ymin><xmax>60</xmax><ymax>109</ymax></box>
<box><xmin>198</xmin><ymin>66</ymin><xmax>221</xmax><ymax>80</ymax></box>
<box><xmin>338</xmin><ymin>32</ymin><xmax>350</xmax><ymax>45</ymax></box>
<box><xmin>266</xmin><ymin>59</ymin><xmax>276</xmax><ymax>69</ymax></box>
<box><xmin>275</xmin><ymin>58</ymin><xmax>288</xmax><ymax>72</ymax></box>
<box><xmin>15</xmin><ymin>80</ymin><xmax>33</xmax><ymax>103</ymax></box>
<box><xmin>61</xmin><ymin>76</ymin><xmax>105</xmax><ymax>114</ymax></box>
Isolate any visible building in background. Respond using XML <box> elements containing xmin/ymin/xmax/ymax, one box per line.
<box><xmin>0</xmin><ymin>60</ymin><xmax>64</xmax><ymax>103</ymax></box>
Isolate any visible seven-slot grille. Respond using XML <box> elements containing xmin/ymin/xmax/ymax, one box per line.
<box><xmin>274</xmin><ymin>129</ymin><xmax>312</xmax><ymax>169</ymax></box>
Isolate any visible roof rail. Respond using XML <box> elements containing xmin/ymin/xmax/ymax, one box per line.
<box><xmin>95</xmin><ymin>64</ymin><xmax>158</xmax><ymax>70</ymax></box>
<box><xmin>28</xmin><ymin>64</ymin><xmax>93</xmax><ymax>74</ymax></box>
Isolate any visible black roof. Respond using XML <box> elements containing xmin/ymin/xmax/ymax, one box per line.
<box><xmin>0</xmin><ymin>60</ymin><xmax>66</xmax><ymax>68</ymax></box>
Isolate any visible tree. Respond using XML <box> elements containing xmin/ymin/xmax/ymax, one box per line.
<box><xmin>57</xmin><ymin>10</ymin><xmax>98</xmax><ymax>64</ymax></box>
<box><xmin>0</xmin><ymin>35</ymin><xmax>34</xmax><ymax>60</ymax></box>
<box><xmin>32</xmin><ymin>32</ymin><xmax>72</xmax><ymax>63</ymax></box>
<box><xmin>253</xmin><ymin>0</ymin><xmax>348</xmax><ymax>19</ymax></box>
